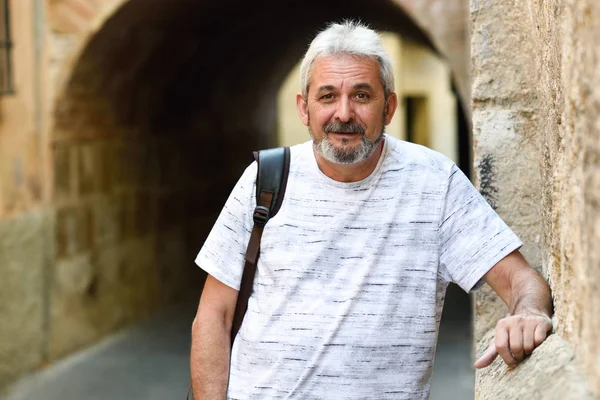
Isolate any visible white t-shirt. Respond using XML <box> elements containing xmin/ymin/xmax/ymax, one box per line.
<box><xmin>195</xmin><ymin>135</ymin><xmax>522</xmax><ymax>399</ymax></box>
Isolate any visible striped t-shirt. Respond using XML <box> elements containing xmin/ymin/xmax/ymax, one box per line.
<box><xmin>195</xmin><ymin>135</ymin><xmax>521</xmax><ymax>399</ymax></box>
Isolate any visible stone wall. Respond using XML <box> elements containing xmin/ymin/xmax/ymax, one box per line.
<box><xmin>0</xmin><ymin>0</ymin><xmax>47</xmax><ymax>217</ymax></box>
<box><xmin>49</xmin><ymin>135</ymin><xmax>213</xmax><ymax>358</ymax></box>
<box><xmin>471</xmin><ymin>0</ymin><xmax>600</xmax><ymax>397</ymax></box>
<box><xmin>0</xmin><ymin>210</ymin><xmax>52</xmax><ymax>387</ymax></box>
<box><xmin>536</xmin><ymin>1</ymin><xmax>600</xmax><ymax>395</ymax></box>
<box><xmin>0</xmin><ymin>0</ymin><xmax>51</xmax><ymax>387</ymax></box>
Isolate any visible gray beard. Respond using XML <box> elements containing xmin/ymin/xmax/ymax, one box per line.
<box><xmin>311</xmin><ymin>129</ymin><xmax>384</xmax><ymax>164</ymax></box>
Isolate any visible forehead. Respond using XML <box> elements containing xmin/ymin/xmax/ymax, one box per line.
<box><xmin>310</xmin><ymin>54</ymin><xmax>382</xmax><ymax>91</ymax></box>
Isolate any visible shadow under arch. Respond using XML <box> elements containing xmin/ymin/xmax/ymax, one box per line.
<box><xmin>49</xmin><ymin>0</ymin><xmax>469</xmax><ymax>360</ymax></box>
<box><xmin>55</xmin><ymin>0</ymin><xmax>437</xmax><ymax>141</ymax></box>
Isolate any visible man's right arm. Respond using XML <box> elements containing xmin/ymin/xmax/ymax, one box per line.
<box><xmin>190</xmin><ymin>274</ymin><xmax>238</xmax><ymax>399</ymax></box>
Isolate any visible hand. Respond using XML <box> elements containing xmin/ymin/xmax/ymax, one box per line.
<box><xmin>474</xmin><ymin>312</ymin><xmax>553</xmax><ymax>369</ymax></box>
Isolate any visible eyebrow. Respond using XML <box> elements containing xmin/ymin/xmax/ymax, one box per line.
<box><xmin>316</xmin><ymin>83</ymin><xmax>374</xmax><ymax>93</ymax></box>
<box><xmin>353</xmin><ymin>83</ymin><xmax>374</xmax><ymax>91</ymax></box>
<box><xmin>316</xmin><ymin>85</ymin><xmax>336</xmax><ymax>93</ymax></box>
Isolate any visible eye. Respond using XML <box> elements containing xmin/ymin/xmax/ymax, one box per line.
<box><xmin>321</xmin><ymin>93</ymin><xmax>334</xmax><ymax>100</ymax></box>
<box><xmin>356</xmin><ymin>92</ymin><xmax>369</xmax><ymax>100</ymax></box>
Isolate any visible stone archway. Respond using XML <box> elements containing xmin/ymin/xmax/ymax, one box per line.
<box><xmin>46</xmin><ymin>0</ymin><xmax>469</xmax><ymax>361</ymax></box>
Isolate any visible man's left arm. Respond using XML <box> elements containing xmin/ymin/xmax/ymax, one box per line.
<box><xmin>474</xmin><ymin>250</ymin><xmax>553</xmax><ymax>369</ymax></box>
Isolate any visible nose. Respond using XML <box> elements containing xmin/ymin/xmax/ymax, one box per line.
<box><xmin>334</xmin><ymin>96</ymin><xmax>354</xmax><ymax>122</ymax></box>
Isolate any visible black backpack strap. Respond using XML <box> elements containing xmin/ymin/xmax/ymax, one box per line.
<box><xmin>230</xmin><ymin>147</ymin><xmax>290</xmax><ymax>346</ymax></box>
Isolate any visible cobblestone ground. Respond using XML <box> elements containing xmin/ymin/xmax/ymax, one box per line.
<box><xmin>4</xmin><ymin>300</ymin><xmax>474</xmax><ymax>400</ymax></box>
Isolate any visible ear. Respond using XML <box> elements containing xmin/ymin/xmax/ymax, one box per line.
<box><xmin>384</xmin><ymin>92</ymin><xmax>398</xmax><ymax>125</ymax></box>
<box><xmin>296</xmin><ymin>93</ymin><xmax>309</xmax><ymax>126</ymax></box>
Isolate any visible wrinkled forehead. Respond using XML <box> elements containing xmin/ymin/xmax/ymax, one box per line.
<box><xmin>308</xmin><ymin>53</ymin><xmax>384</xmax><ymax>94</ymax></box>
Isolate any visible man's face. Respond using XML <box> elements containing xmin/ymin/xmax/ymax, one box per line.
<box><xmin>296</xmin><ymin>54</ymin><xmax>397</xmax><ymax>164</ymax></box>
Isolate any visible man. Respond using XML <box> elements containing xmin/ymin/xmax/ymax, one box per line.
<box><xmin>190</xmin><ymin>21</ymin><xmax>553</xmax><ymax>399</ymax></box>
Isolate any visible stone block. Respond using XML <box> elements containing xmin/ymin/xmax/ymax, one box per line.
<box><xmin>116</xmin><ymin>237</ymin><xmax>160</xmax><ymax>315</ymax></box>
<box><xmin>56</xmin><ymin>205</ymin><xmax>91</xmax><ymax>259</ymax></box>
<box><xmin>475</xmin><ymin>333</ymin><xmax>594</xmax><ymax>399</ymax></box>
<box><xmin>96</xmin><ymin>144</ymin><xmax>113</xmax><ymax>194</ymax></box>
<box><xmin>119</xmin><ymin>143</ymin><xmax>141</xmax><ymax>188</ymax></box>
<box><xmin>108</xmin><ymin>141</ymin><xmax>124</xmax><ymax>190</ymax></box>
<box><xmin>134</xmin><ymin>190</ymin><xmax>156</xmax><ymax>237</ymax></box>
<box><xmin>90</xmin><ymin>245</ymin><xmax>122</xmax><ymax>287</ymax></box>
<box><xmin>472</xmin><ymin>108</ymin><xmax>544</xmax><ymax>340</ymax></box>
<box><xmin>138</xmin><ymin>142</ymin><xmax>159</xmax><ymax>187</ymax></box>
<box><xmin>103</xmin><ymin>141</ymin><xmax>121</xmax><ymax>193</ymax></box>
<box><xmin>470</xmin><ymin>0</ymin><xmax>539</xmax><ymax>105</ymax></box>
<box><xmin>49</xmin><ymin>237</ymin><xmax>159</xmax><ymax>360</ymax></box>
<box><xmin>116</xmin><ymin>192</ymin><xmax>136</xmax><ymax>240</ymax></box>
<box><xmin>77</xmin><ymin>144</ymin><xmax>95</xmax><ymax>197</ymax></box>
<box><xmin>53</xmin><ymin>145</ymin><xmax>72</xmax><ymax>204</ymax></box>
<box><xmin>51</xmin><ymin>230</ymin><xmax>121</xmax><ymax>360</ymax></box>
<box><xmin>54</xmin><ymin>253</ymin><xmax>96</xmax><ymax>297</ymax></box>
<box><xmin>49</xmin><ymin>291</ymin><xmax>101</xmax><ymax>360</ymax></box>
<box><xmin>89</xmin><ymin>196</ymin><xmax>120</xmax><ymax>247</ymax></box>
<box><xmin>0</xmin><ymin>210</ymin><xmax>50</xmax><ymax>388</ymax></box>
<box><xmin>78</xmin><ymin>143</ymin><xmax>109</xmax><ymax>197</ymax></box>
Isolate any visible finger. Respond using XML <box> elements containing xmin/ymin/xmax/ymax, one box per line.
<box><xmin>496</xmin><ymin>325</ymin><xmax>518</xmax><ymax>367</ymax></box>
<box><xmin>523</xmin><ymin>325</ymin><xmax>535</xmax><ymax>356</ymax></box>
<box><xmin>534</xmin><ymin>321</ymin><xmax>550</xmax><ymax>346</ymax></box>
<box><xmin>474</xmin><ymin>341</ymin><xmax>498</xmax><ymax>369</ymax></box>
<box><xmin>509</xmin><ymin>325</ymin><xmax>525</xmax><ymax>361</ymax></box>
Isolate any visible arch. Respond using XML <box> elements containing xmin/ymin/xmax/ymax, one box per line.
<box><xmin>48</xmin><ymin>0</ymin><xmax>469</xmax><ymax>359</ymax></box>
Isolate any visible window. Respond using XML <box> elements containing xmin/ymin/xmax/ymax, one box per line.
<box><xmin>0</xmin><ymin>0</ymin><xmax>13</xmax><ymax>95</ymax></box>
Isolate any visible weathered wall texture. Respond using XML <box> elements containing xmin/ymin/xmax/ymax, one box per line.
<box><xmin>471</xmin><ymin>0</ymin><xmax>544</xmax><ymax>343</ymax></box>
<box><xmin>536</xmin><ymin>1</ymin><xmax>600</xmax><ymax>395</ymax></box>
<box><xmin>49</xmin><ymin>135</ymin><xmax>211</xmax><ymax>359</ymax></box>
<box><xmin>0</xmin><ymin>0</ymin><xmax>48</xmax><ymax>218</ymax></box>
<box><xmin>472</xmin><ymin>0</ymin><xmax>600</xmax><ymax>397</ymax></box>
<box><xmin>0</xmin><ymin>0</ymin><xmax>51</xmax><ymax>388</ymax></box>
<box><xmin>0</xmin><ymin>210</ymin><xmax>51</xmax><ymax>387</ymax></box>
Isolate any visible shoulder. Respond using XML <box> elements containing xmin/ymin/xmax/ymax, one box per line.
<box><xmin>288</xmin><ymin>140</ymin><xmax>313</xmax><ymax>166</ymax></box>
<box><xmin>384</xmin><ymin>135</ymin><xmax>455</xmax><ymax>178</ymax></box>
<box><xmin>238</xmin><ymin>159</ymin><xmax>258</xmax><ymax>185</ymax></box>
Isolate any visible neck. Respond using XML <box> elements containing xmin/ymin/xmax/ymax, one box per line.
<box><xmin>313</xmin><ymin>138</ymin><xmax>385</xmax><ymax>183</ymax></box>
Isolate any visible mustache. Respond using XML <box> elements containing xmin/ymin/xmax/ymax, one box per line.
<box><xmin>323</xmin><ymin>121</ymin><xmax>366</xmax><ymax>135</ymax></box>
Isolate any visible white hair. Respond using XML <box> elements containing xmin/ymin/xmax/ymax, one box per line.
<box><xmin>299</xmin><ymin>20</ymin><xmax>395</xmax><ymax>99</ymax></box>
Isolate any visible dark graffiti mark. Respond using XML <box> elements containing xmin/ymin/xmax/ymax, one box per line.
<box><xmin>478</xmin><ymin>154</ymin><xmax>498</xmax><ymax>210</ymax></box>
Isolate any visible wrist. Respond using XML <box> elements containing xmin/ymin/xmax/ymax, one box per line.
<box><xmin>511</xmin><ymin>307</ymin><xmax>551</xmax><ymax>318</ymax></box>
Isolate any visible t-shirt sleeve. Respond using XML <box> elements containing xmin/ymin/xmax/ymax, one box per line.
<box><xmin>438</xmin><ymin>164</ymin><xmax>523</xmax><ymax>293</ymax></box>
<box><xmin>194</xmin><ymin>162</ymin><xmax>257</xmax><ymax>290</ymax></box>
